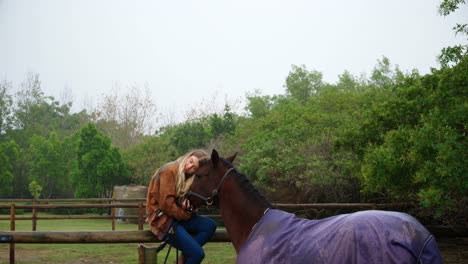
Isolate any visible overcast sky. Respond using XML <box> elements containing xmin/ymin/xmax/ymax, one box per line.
<box><xmin>0</xmin><ymin>0</ymin><xmax>467</xmax><ymax>123</ymax></box>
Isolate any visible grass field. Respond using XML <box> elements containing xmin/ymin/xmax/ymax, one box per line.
<box><xmin>0</xmin><ymin>213</ymin><xmax>236</xmax><ymax>264</ymax></box>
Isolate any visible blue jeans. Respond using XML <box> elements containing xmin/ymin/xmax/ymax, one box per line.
<box><xmin>165</xmin><ymin>215</ymin><xmax>216</xmax><ymax>264</ymax></box>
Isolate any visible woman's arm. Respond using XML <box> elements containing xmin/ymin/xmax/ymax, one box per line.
<box><xmin>158</xmin><ymin>169</ymin><xmax>191</xmax><ymax>221</ymax></box>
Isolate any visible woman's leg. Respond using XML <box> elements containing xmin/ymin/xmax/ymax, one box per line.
<box><xmin>167</xmin><ymin>223</ymin><xmax>205</xmax><ymax>264</ymax></box>
<box><xmin>180</xmin><ymin>215</ymin><xmax>216</xmax><ymax>246</ymax></box>
<box><xmin>166</xmin><ymin>216</ymin><xmax>216</xmax><ymax>264</ymax></box>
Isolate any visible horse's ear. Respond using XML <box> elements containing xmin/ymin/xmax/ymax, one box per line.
<box><xmin>211</xmin><ymin>149</ymin><xmax>220</xmax><ymax>167</ymax></box>
<box><xmin>226</xmin><ymin>152</ymin><xmax>237</xmax><ymax>163</ymax></box>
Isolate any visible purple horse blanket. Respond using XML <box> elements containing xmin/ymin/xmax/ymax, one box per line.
<box><xmin>237</xmin><ymin>209</ymin><xmax>441</xmax><ymax>264</ymax></box>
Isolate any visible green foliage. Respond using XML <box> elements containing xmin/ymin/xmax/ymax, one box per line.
<box><xmin>285</xmin><ymin>65</ymin><xmax>323</xmax><ymax>104</ymax></box>
<box><xmin>355</xmin><ymin>55</ymin><xmax>467</xmax><ymax>218</ymax></box>
<box><xmin>336</xmin><ymin>62</ymin><xmax>421</xmax><ymax>159</ymax></box>
<box><xmin>6</xmin><ymin>73</ymin><xmax>89</xmax><ymax>198</ymax></box>
<box><xmin>361</xmin><ymin>129</ymin><xmax>416</xmax><ymax>197</ymax></box>
<box><xmin>123</xmin><ymin>135</ymin><xmax>178</xmax><ymax>185</ymax></box>
<box><xmin>0</xmin><ymin>80</ymin><xmax>13</xmax><ymax>137</ymax></box>
<box><xmin>238</xmin><ymin>79</ymin><xmax>364</xmax><ymax>203</ymax></box>
<box><xmin>29</xmin><ymin>180</ymin><xmax>42</xmax><ymax>199</ymax></box>
<box><xmin>437</xmin><ymin>0</ymin><xmax>467</xmax><ymax>68</ymax></box>
<box><xmin>29</xmin><ymin>133</ymin><xmax>73</xmax><ymax>198</ymax></box>
<box><xmin>9</xmin><ymin>74</ymin><xmax>89</xmax><ymax>144</ymax></box>
<box><xmin>163</xmin><ymin>120</ymin><xmax>211</xmax><ymax>154</ymax></box>
<box><xmin>157</xmin><ymin>105</ymin><xmax>239</xmax><ymax>155</ymax></box>
<box><xmin>11</xmin><ymin>74</ymin><xmax>60</xmax><ymax>145</ymax></box>
<box><xmin>73</xmin><ymin>123</ymin><xmax>130</xmax><ymax>198</ymax></box>
<box><xmin>208</xmin><ymin>104</ymin><xmax>237</xmax><ymax>138</ymax></box>
<box><xmin>438</xmin><ymin>0</ymin><xmax>466</xmax><ymax>16</ymax></box>
<box><xmin>0</xmin><ymin>140</ymin><xmax>19</xmax><ymax>197</ymax></box>
<box><xmin>245</xmin><ymin>90</ymin><xmax>275</xmax><ymax>118</ymax></box>
<box><xmin>369</xmin><ymin>56</ymin><xmax>410</xmax><ymax>89</ymax></box>
<box><xmin>234</xmin><ymin>53</ymin><xmax>466</xmax><ymax>223</ymax></box>
<box><xmin>336</xmin><ymin>70</ymin><xmax>361</xmax><ymax>91</ymax></box>
<box><xmin>439</xmin><ymin>45</ymin><xmax>468</xmax><ymax>68</ymax></box>
<box><xmin>121</xmin><ymin>104</ymin><xmax>240</xmax><ymax>186</ymax></box>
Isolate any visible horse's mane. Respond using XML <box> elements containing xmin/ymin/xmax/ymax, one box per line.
<box><xmin>221</xmin><ymin>158</ymin><xmax>272</xmax><ymax>209</ymax></box>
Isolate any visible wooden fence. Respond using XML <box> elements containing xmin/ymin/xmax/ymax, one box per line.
<box><xmin>0</xmin><ymin>198</ymin><xmax>384</xmax><ymax>231</ymax></box>
<box><xmin>1</xmin><ymin>203</ymin><xmax>144</xmax><ymax>231</ymax></box>
<box><xmin>1</xmin><ymin>199</ymin><xmax>466</xmax><ymax>263</ymax></box>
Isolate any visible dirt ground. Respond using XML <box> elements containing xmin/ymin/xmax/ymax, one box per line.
<box><xmin>437</xmin><ymin>237</ymin><xmax>468</xmax><ymax>264</ymax></box>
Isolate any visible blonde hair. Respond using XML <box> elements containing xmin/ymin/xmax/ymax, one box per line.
<box><xmin>175</xmin><ymin>149</ymin><xmax>209</xmax><ymax>196</ymax></box>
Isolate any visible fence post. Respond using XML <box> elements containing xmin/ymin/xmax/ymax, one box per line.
<box><xmin>32</xmin><ymin>198</ymin><xmax>37</xmax><ymax>231</ymax></box>
<box><xmin>138</xmin><ymin>244</ymin><xmax>145</xmax><ymax>264</ymax></box>
<box><xmin>10</xmin><ymin>204</ymin><xmax>15</xmax><ymax>264</ymax></box>
<box><xmin>112</xmin><ymin>207</ymin><xmax>116</xmax><ymax>231</ymax></box>
<box><xmin>138</xmin><ymin>203</ymin><xmax>144</xmax><ymax>230</ymax></box>
<box><xmin>137</xmin><ymin>244</ymin><xmax>158</xmax><ymax>264</ymax></box>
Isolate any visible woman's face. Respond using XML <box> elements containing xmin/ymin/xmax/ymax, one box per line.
<box><xmin>184</xmin><ymin>156</ymin><xmax>200</xmax><ymax>175</ymax></box>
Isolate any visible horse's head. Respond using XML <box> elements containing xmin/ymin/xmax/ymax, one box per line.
<box><xmin>188</xmin><ymin>149</ymin><xmax>237</xmax><ymax>208</ymax></box>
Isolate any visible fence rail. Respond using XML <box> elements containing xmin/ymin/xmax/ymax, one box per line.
<box><xmin>1</xmin><ymin>199</ymin><xmax>387</xmax><ymax>232</ymax></box>
<box><xmin>2</xmin><ymin>199</ymin><xmax>466</xmax><ymax>264</ymax></box>
<box><xmin>0</xmin><ymin>230</ymin><xmax>230</xmax><ymax>243</ymax></box>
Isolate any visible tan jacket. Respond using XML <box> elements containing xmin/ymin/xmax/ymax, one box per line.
<box><xmin>146</xmin><ymin>161</ymin><xmax>191</xmax><ymax>239</ymax></box>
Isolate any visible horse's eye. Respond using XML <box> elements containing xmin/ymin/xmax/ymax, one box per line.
<box><xmin>195</xmin><ymin>174</ymin><xmax>201</xmax><ymax>179</ymax></box>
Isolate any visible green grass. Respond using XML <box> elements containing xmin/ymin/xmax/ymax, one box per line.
<box><xmin>0</xmin><ymin>213</ymin><xmax>236</xmax><ymax>263</ymax></box>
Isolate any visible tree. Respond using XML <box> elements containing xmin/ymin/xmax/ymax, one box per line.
<box><xmin>29</xmin><ymin>133</ymin><xmax>70</xmax><ymax>198</ymax></box>
<box><xmin>73</xmin><ymin>123</ymin><xmax>130</xmax><ymax>198</ymax></box>
<box><xmin>355</xmin><ymin>55</ymin><xmax>467</xmax><ymax>221</ymax></box>
<box><xmin>208</xmin><ymin>104</ymin><xmax>237</xmax><ymax>138</ymax></box>
<box><xmin>336</xmin><ymin>71</ymin><xmax>360</xmax><ymax>91</ymax></box>
<box><xmin>11</xmin><ymin>73</ymin><xmax>55</xmax><ymax>143</ymax></box>
<box><xmin>438</xmin><ymin>0</ymin><xmax>468</xmax><ymax>67</ymax></box>
<box><xmin>8</xmin><ymin>73</ymin><xmax>90</xmax><ymax>198</ymax></box>
<box><xmin>335</xmin><ymin>58</ymin><xmax>417</xmax><ymax>159</ymax></box>
<box><xmin>165</xmin><ymin>120</ymin><xmax>211</xmax><ymax>155</ymax></box>
<box><xmin>285</xmin><ymin>65</ymin><xmax>323</xmax><ymax>104</ymax></box>
<box><xmin>0</xmin><ymin>80</ymin><xmax>13</xmax><ymax>138</ymax></box>
<box><xmin>93</xmin><ymin>84</ymin><xmax>158</xmax><ymax>150</ymax></box>
<box><xmin>0</xmin><ymin>140</ymin><xmax>18</xmax><ymax>197</ymax></box>
<box><xmin>29</xmin><ymin>181</ymin><xmax>42</xmax><ymax>200</ymax></box>
<box><xmin>123</xmin><ymin>135</ymin><xmax>178</xmax><ymax>185</ymax></box>
<box><xmin>245</xmin><ymin>90</ymin><xmax>275</xmax><ymax>119</ymax></box>
<box><xmin>368</xmin><ymin>57</ymin><xmax>407</xmax><ymax>89</ymax></box>
<box><xmin>439</xmin><ymin>0</ymin><xmax>466</xmax><ymax>15</ymax></box>
<box><xmin>239</xmin><ymin>85</ymin><xmax>362</xmax><ymax>203</ymax></box>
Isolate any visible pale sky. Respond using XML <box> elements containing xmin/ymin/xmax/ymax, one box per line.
<box><xmin>1</xmin><ymin>0</ymin><xmax>467</xmax><ymax>123</ymax></box>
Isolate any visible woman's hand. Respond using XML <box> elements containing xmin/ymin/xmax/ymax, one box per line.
<box><xmin>182</xmin><ymin>198</ymin><xmax>198</xmax><ymax>214</ymax></box>
<box><xmin>182</xmin><ymin>198</ymin><xmax>191</xmax><ymax>210</ymax></box>
<box><xmin>176</xmin><ymin>197</ymin><xmax>197</xmax><ymax>213</ymax></box>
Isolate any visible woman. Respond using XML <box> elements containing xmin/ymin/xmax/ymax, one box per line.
<box><xmin>146</xmin><ymin>150</ymin><xmax>216</xmax><ymax>264</ymax></box>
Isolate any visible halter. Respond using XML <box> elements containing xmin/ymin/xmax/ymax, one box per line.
<box><xmin>187</xmin><ymin>167</ymin><xmax>235</xmax><ymax>206</ymax></box>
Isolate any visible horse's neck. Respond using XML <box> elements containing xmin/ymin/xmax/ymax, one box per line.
<box><xmin>219</xmin><ymin>179</ymin><xmax>265</xmax><ymax>253</ymax></box>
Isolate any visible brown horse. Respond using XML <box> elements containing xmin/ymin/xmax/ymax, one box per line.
<box><xmin>189</xmin><ymin>149</ymin><xmax>441</xmax><ymax>264</ymax></box>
